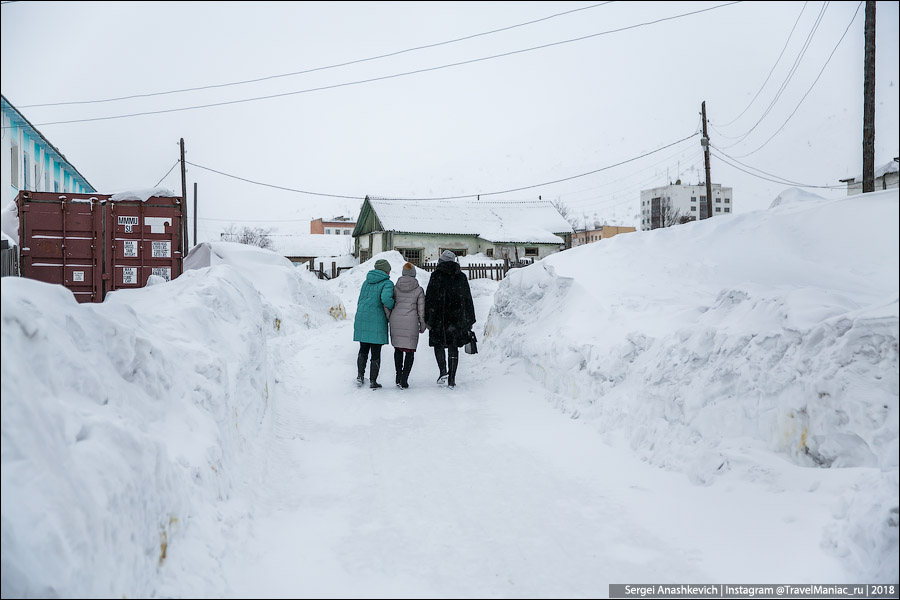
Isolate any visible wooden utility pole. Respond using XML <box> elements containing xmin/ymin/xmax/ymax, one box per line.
<box><xmin>180</xmin><ymin>138</ymin><xmax>189</xmax><ymax>254</ymax></box>
<box><xmin>193</xmin><ymin>182</ymin><xmax>198</xmax><ymax>248</ymax></box>
<box><xmin>701</xmin><ymin>101</ymin><xmax>713</xmax><ymax>219</ymax></box>
<box><xmin>863</xmin><ymin>1</ymin><xmax>876</xmax><ymax>192</ymax></box>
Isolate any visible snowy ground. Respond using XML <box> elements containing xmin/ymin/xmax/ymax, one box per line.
<box><xmin>1</xmin><ymin>190</ymin><xmax>897</xmax><ymax>598</ymax></box>
<box><xmin>215</xmin><ymin>308</ymin><xmax>861</xmax><ymax>599</ymax></box>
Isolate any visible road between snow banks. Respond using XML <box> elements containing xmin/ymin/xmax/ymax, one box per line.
<box><xmin>219</xmin><ymin>297</ymin><xmax>851</xmax><ymax>598</ymax></box>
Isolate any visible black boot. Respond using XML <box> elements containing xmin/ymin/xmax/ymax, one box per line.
<box><xmin>434</xmin><ymin>347</ymin><xmax>448</xmax><ymax>384</ymax></box>
<box><xmin>370</xmin><ymin>357</ymin><xmax>382</xmax><ymax>389</ymax></box>
<box><xmin>356</xmin><ymin>351</ymin><xmax>367</xmax><ymax>385</ymax></box>
<box><xmin>400</xmin><ymin>352</ymin><xmax>414</xmax><ymax>389</ymax></box>
<box><xmin>448</xmin><ymin>355</ymin><xmax>458</xmax><ymax>388</ymax></box>
<box><xmin>394</xmin><ymin>349</ymin><xmax>404</xmax><ymax>387</ymax></box>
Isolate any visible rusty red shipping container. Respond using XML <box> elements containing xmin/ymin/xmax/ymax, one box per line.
<box><xmin>16</xmin><ymin>190</ymin><xmax>184</xmax><ymax>302</ymax></box>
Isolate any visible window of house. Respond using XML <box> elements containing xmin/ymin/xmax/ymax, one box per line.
<box><xmin>10</xmin><ymin>142</ymin><xmax>18</xmax><ymax>188</ymax></box>
<box><xmin>691</xmin><ymin>206</ymin><xmax>697</xmax><ymax>211</ymax></box>
<box><xmin>724</xmin><ymin>207</ymin><xmax>730</xmax><ymax>213</ymax></box>
<box><xmin>359</xmin><ymin>249</ymin><xmax>370</xmax><ymax>262</ymax></box>
<box><xmin>486</xmin><ymin>248</ymin><xmax>494</xmax><ymax>257</ymax></box>
<box><xmin>700</xmin><ymin>196</ymin><xmax>706</xmax><ymax>203</ymax></box>
<box><xmin>397</xmin><ymin>248</ymin><xmax>423</xmax><ymax>265</ymax></box>
<box><xmin>715</xmin><ymin>207</ymin><xmax>721</xmax><ymax>212</ymax></box>
<box><xmin>343</xmin><ymin>229</ymin><xmax>350</xmax><ymax>235</ymax></box>
<box><xmin>53</xmin><ymin>179</ymin><xmax>59</xmax><ymax>192</ymax></box>
<box><xmin>691</xmin><ymin>196</ymin><xmax>696</xmax><ymax>202</ymax></box>
<box><xmin>23</xmin><ymin>153</ymin><xmax>30</xmax><ymax>189</ymax></box>
<box><xmin>524</xmin><ymin>247</ymin><xmax>538</xmax><ymax>257</ymax></box>
<box><xmin>440</xmin><ymin>248</ymin><xmax>467</xmax><ymax>258</ymax></box>
<box><xmin>325</xmin><ymin>228</ymin><xmax>331</xmax><ymax>234</ymax></box>
<box><xmin>716</xmin><ymin>198</ymin><xmax>721</xmax><ymax>203</ymax></box>
<box><xmin>724</xmin><ymin>198</ymin><xmax>731</xmax><ymax>203</ymax></box>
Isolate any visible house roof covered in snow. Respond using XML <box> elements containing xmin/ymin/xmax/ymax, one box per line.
<box><xmin>355</xmin><ymin>197</ymin><xmax>574</xmax><ymax>244</ymax></box>
<box><xmin>839</xmin><ymin>159</ymin><xmax>899</xmax><ymax>183</ymax></box>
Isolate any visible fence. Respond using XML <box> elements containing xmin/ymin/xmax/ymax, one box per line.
<box><xmin>303</xmin><ymin>259</ymin><xmax>353</xmax><ymax>280</ymax></box>
<box><xmin>1</xmin><ymin>242</ymin><xmax>18</xmax><ymax>277</ymax></box>
<box><xmin>300</xmin><ymin>257</ymin><xmax>534</xmax><ymax>281</ymax></box>
<box><xmin>420</xmin><ymin>258</ymin><xmax>533</xmax><ymax>281</ymax></box>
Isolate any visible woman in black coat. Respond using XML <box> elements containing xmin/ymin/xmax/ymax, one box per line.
<box><xmin>425</xmin><ymin>250</ymin><xmax>476</xmax><ymax>388</ymax></box>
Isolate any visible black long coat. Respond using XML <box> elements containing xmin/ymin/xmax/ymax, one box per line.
<box><xmin>425</xmin><ymin>261</ymin><xmax>476</xmax><ymax>348</ymax></box>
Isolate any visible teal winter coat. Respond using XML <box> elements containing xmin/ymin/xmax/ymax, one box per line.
<box><xmin>353</xmin><ymin>269</ymin><xmax>395</xmax><ymax>344</ymax></box>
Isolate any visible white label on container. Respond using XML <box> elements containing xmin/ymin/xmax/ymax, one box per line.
<box><xmin>152</xmin><ymin>241</ymin><xmax>171</xmax><ymax>258</ymax></box>
<box><xmin>144</xmin><ymin>217</ymin><xmax>172</xmax><ymax>234</ymax></box>
<box><xmin>118</xmin><ymin>216</ymin><xmax>139</xmax><ymax>226</ymax></box>
<box><xmin>72</xmin><ymin>271</ymin><xmax>84</xmax><ymax>282</ymax></box>
<box><xmin>122</xmin><ymin>267</ymin><xmax>138</xmax><ymax>285</ymax></box>
<box><xmin>123</xmin><ymin>240</ymin><xmax>138</xmax><ymax>257</ymax></box>
<box><xmin>151</xmin><ymin>267</ymin><xmax>172</xmax><ymax>281</ymax></box>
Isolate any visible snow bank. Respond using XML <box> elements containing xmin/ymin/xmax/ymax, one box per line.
<box><xmin>185</xmin><ymin>241</ymin><xmax>347</xmax><ymax>331</ymax></box>
<box><xmin>1</xmin><ymin>268</ymin><xmax>272</xmax><ymax>598</ymax></box>
<box><xmin>484</xmin><ymin>189</ymin><xmax>899</xmax><ymax>580</ymax></box>
<box><xmin>1</xmin><ymin>241</ymin><xmax>348</xmax><ymax>597</ymax></box>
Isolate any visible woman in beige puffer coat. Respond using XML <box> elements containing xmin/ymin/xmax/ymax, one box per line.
<box><xmin>389</xmin><ymin>262</ymin><xmax>426</xmax><ymax>389</ymax></box>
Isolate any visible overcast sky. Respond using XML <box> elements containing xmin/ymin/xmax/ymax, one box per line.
<box><xmin>2</xmin><ymin>1</ymin><xmax>898</xmax><ymax>242</ymax></box>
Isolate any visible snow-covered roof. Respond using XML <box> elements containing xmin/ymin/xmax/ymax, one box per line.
<box><xmin>840</xmin><ymin>159</ymin><xmax>899</xmax><ymax>182</ymax></box>
<box><xmin>365</xmin><ymin>197</ymin><xmax>573</xmax><ymax>244</ymax></box>
<box><xmin>268</xmin><ymin>233</ymin><xmax>354</xmax><ymax>257</ymax></box>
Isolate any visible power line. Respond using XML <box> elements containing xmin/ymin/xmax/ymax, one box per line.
<box><xmin>731</xmin><ymin>1</ymin><xmax>862</xmax><ymax>158</ymax></box>
<box><xmin>20</xmin><ymin>2</ymin><xmax>615</xmax><ymax>109</ymax></box>
<box><xmin>186</xmin><ymin>161</ymin><xmax>363</xmax><ymax>199</ymax></box>
<box><xmin>20</xmin><ymin>2</ymin><xmax>743</xmax><ymax>128</ymax></box>
<box><xmin>153</xmin><ymin>159</ymin><xmax>180</xmax><ymax>188</ymax></box>
<box><xmin>717</xmin><ymin>1</ymin><xmax>829</xmax><ymax>148</ymax></box>
<box><xmin>188</xmin><ymin>133</ymin><xmax>699</xmax><ymax>202</ymax></box>
<box><xmin>711</xmin><ymin>148</ymin><xmax>845</xmax><ymax>188</ymax></box>
<box><xmin>712</xmin><ymin>1</ymin><xmax>809</xmax><ymax>129</ymax></box>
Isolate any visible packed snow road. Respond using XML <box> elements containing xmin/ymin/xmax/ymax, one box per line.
<box><xmin>217</xmin><ymin>291</ymin><xmax>849</xmax><ymax>599</ymax></box>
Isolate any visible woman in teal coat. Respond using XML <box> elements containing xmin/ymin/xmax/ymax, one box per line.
<box><xmin>353</xmin><ymin>259</ymin><xmax>395</xmax><ymax>388</ymax></box>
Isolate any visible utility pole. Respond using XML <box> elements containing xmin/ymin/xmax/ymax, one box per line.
<box><xmin>863</xmin><ymin>1</ymin><xmax>876</xmax><ymax>192</ymax></box>
<box><xmin>193</xmin><ymin>181</ymin><xmax>198</xmax><ymax>248</ymax></box>
<box><xmin>701</xmin><ymin>101</ymin><xmax>713</xmax><ymax>219</ymax></box>
<box><xmin>180</xmin><ymin>138</ymin><xmax>189</xmax><ymax>254</ymax></box>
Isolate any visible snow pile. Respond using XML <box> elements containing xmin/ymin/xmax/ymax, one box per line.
<box><xmin>768</xmin><ymin>186</ymin><xmax>828</xmax><ymax>208</ymax></box>
<box><xmin>484</xmin><ymin>189</ymin><xmax>899</xmax><ymax>580</ymax></box>
<box><xmin>1</xmin><ymin>201</ymin><xmax>19</xmax><ymax>245</ymax></box>
<box><xmin>108</xmin><ymin>187</ymin><xmax>177</xmax><ymax>202</ymax></box>
<box><xmin>185</xmin><ymin>241</ymin><xmax>347</xmax><ymax>330</ymax></box>
<box><xmin>1</xmin><ymin>267</ymin><xmax>274</xmax><ymax>598</ymax></box>
<box><xmin>457</xmin><ymin>252</ymin><xmax>503</xmax><ymax>266</ymax></box>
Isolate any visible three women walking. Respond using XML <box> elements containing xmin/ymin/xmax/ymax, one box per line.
<box><xmin>353</xmin><ymin>252</ymin><xmax>475</xmax><ymax>390</ymax></box>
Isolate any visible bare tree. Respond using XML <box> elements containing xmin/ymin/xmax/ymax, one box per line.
<box><xmin>220</xmin><ymin>224</ymin><xmax>274</xmax><ymax>250</ymax></box>
<box><xmin>551</xmin><ymin>197</ymin><xmax>580</xmax><ymax>229</ymax></box>
<box><xmin>662</xmin><ymin>199</ymin><xmax>694</xmax><ymax>227</ymax></box>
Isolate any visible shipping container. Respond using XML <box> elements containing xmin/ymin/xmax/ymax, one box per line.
<box><xmin>16</xmin><ymin>191</ymin><xmax>184</xmax><ymax>302</ymax></box>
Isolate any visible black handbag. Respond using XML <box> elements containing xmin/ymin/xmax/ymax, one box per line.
<box><xmin>464</xmin><ymin>330</ymin><xmax>478</xmax><ymax>354</ymax></box>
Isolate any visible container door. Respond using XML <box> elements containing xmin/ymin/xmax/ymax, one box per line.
<box><xmin>105</xmin><ymin>197</ymin><xmax>183</xmax><ymax>296</ymax></box>
<box><xmin>17</xmin><ymin>191</ymin><xmax>102</xmax><ymax>303</ymax></box>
